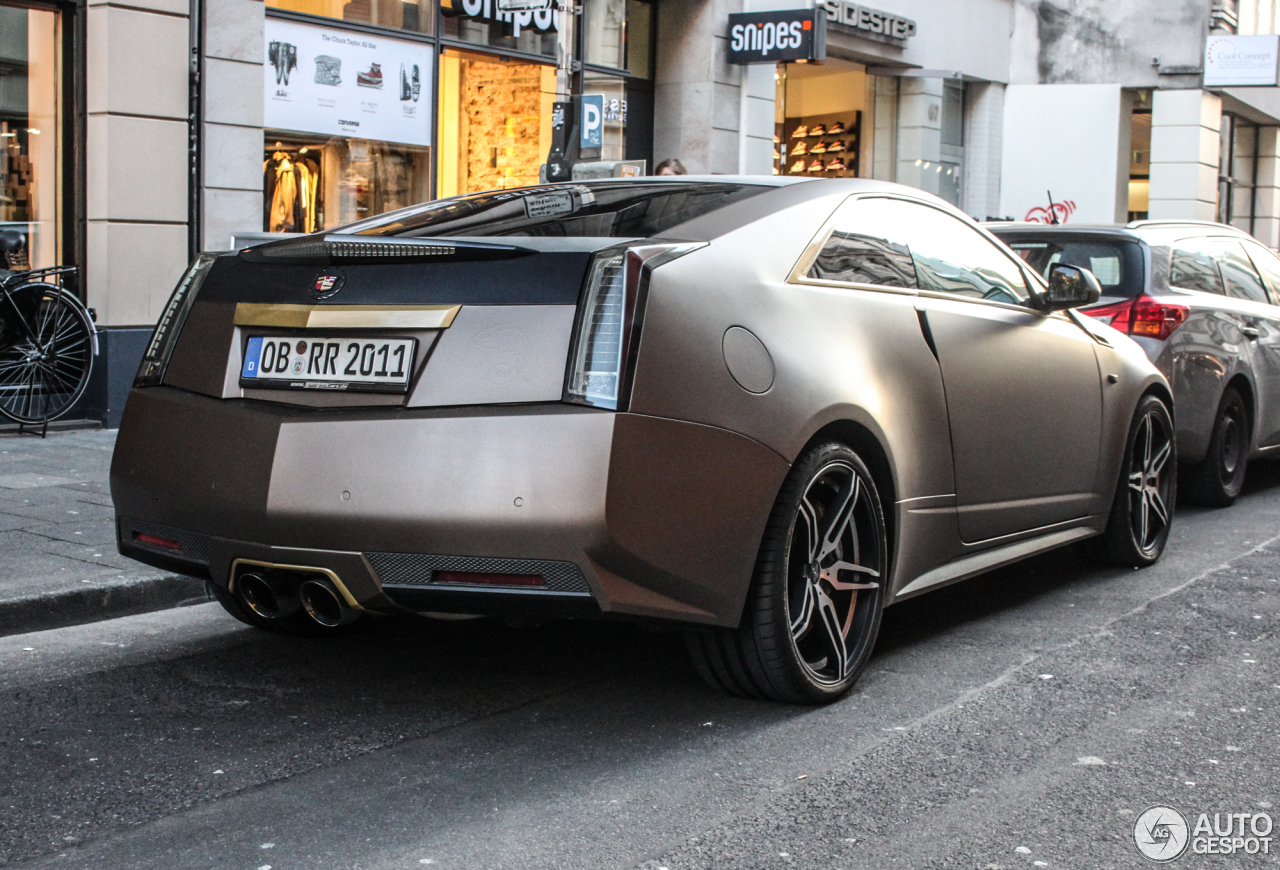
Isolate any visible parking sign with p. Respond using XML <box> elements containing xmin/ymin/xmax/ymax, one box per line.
<box><xmin>579</xmin><ymin>94</ymin><xmax>604</xmax><ymax>149</ymax></box>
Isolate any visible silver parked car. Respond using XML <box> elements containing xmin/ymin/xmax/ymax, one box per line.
<box><xmin>113</xmin><ymin>178</ymin><xmax>1173</xmax><ymax>704</ymax></box>
<box><xmin>990</xmin><ymin>220</ymin><xmax>1280</xmax><ymax>506</ymax></box>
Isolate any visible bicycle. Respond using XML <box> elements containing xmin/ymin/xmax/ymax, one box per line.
<box><xmin>0</xmin><ymin>230</ymin><xmax>97</xmax><ymax>430</ymax></box>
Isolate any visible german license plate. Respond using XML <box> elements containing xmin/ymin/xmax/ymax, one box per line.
<box><xmin>241</xmin><ymin>336</ymin><xmax>417</xmax><ymax>393</ymax></box>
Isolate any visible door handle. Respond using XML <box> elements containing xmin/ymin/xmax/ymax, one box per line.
<box><xmin>1242</xmin><ymin>326</ymin><xmax>1261</xmax><ymax>340</ymax></box>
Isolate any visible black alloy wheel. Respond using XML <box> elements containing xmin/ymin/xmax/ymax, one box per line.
<box><xmin>686</xmin><ymin>442</ymin><xmax>887</xmax><ymax>704</ymax></box>
<box><xmin>0</xmin><ymin>284</ymin><xmax>94</xmax><ymax>425</ymax></box>
<box><xmin>1100</xmin><ymin>394</ymin><xmax>1176</xmax><ymax>566</ymax></box>
<box><xmin>1182</xmin><ymin>387</ymin><xmax>1249</xmax><ymax>507</ymax></box>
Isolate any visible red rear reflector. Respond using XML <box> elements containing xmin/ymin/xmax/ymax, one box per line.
<box><xmin>434</xmin><ymin>571</ymin><xmax>546</xmax><ymax>588</ymax></box>
<box><xmin>135</xmin><ymin>532</ymin><xmax>181</xmax><ymax>550</ymax></box>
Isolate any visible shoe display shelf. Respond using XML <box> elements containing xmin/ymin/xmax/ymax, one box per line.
<box><xmin>774</xmin><ymin>110</ymin><xmax>861</xmax><ymax>179</ymax></box>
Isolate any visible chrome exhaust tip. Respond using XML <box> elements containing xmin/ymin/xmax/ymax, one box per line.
<box><xmin>299</xmin><ymin>577</ymin><xmax>359</xmax><ymax>628</ymax></box>
<box><xmin>237</xmin><ymin>572</ymin><xmax>302</xmax><ymax>620</ymax></box>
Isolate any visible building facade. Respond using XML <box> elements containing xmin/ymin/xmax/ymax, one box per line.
<box><xmin>2</xmin><ymin>0</ymin><xmax>1279</xmax><ymax>424</ymax></box>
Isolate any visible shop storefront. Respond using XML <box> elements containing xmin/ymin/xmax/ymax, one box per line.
<box><xmin>257</xmin><ymin>0</ymin><xmax>652</xmax><ymax>231</ymax></box>
<box><xmin>0</xmin><ymin>1</ymin><xmax>74</xmax><ymax>273</ymax></box>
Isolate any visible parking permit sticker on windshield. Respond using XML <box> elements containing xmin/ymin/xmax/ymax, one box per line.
<box><xmin>524</xmin><ymin>191</ymin><xmax>576</xmax><ymax>219</ymax></box>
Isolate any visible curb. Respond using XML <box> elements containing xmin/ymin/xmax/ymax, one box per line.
<box><xmin>0</xmin><ymin>574</ymin><xmax>209</xmax><ymax>638</ymax></box>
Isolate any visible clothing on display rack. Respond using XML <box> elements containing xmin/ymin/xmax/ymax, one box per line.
<box><xmin>263</xmin><ymin>148</ymin><xmax>320</xmax><ymax>233</ymax></box>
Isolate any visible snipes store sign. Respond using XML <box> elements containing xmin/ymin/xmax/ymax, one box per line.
<box><xmin>727</xmin><ymin>9</ymin><xmax>827</xmax><ymax>65</ymax></box>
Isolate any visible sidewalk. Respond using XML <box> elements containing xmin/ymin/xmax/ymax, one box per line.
<box><xmin>0</xmin><ymin>428</ymin><xmax>205</xmax><ymax>637</ymax></box>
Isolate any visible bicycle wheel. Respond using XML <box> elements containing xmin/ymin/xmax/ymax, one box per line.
<box><xmin>0</xmin><ymin>283</ymin><xmax>94</xmax><ymax>424</ymax></box>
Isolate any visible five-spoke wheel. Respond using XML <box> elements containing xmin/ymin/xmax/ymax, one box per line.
<box><xmin>686</xmin><ymin>442</ymin><xmax>886</xmax><ymax>703</ymax></box>
<box><xmin>1101</xmin><ymin>394</ymin><xmax>1176</xmax><ymax>566</ymax></box>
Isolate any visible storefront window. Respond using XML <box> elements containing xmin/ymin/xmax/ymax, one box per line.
<box><xmin>436</xmin><ymin>49</ymin><xmax>556</xmax><ymax>197</ymax></box>
<box><xmin>265</xmin><ymin>134</ymin><xmax>430</xmax><ymax>231</ymax></box>
<box><xmin>775</xmin><ymin>60</ymin><xmax>864</xmax><ymax>179</ymax></box>
<box><xmin>266</xmin><ymin>0</ymin><xmax>435</xmax><ymax>35</ymax></box>
<box><xmin>584</xmin><ymin>0</ymin><xmax>625</xmax><ymax>69</ymax></box>
<box><xmin>625</xmin><ymin>0</ymin><xmax>652</xmax><ymax>78</ymax></box>
<box><xmin>0</xmin><ymin>4</ymin><xmax>60</xmax><ymax>269</ymax></box>
<box><xmin>439</xmin><ymin>0</ymin><xmax>560</xmax><ymax>58</ymax></box>
<box><xmin>582</xmin><ymin>71</ymin><xmax>626</xmax><ymax>162</ymax></box>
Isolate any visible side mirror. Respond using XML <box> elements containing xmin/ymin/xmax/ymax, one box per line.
<box><xmin>1043</xmin><ymin>263</ymin><xmax>1101</xmax><ymax>310</ymax></box>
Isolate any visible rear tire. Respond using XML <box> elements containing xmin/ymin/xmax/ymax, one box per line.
<box><xmin>686</xmin><ymin>442</ymin><xmax>887</xmax><ymax>704</ymax></box>
<box><xmin>1100</xmin><ymin>394</ymin><xmax>1176</xmax><ymax>567</ymax></box>
<box><xmin>1181</xmin><ymin>387</ymin><xmax>1249</xmax><ymax>507</ymax></box>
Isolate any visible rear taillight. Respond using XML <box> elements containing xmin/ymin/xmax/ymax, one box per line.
<box><xmin>565</xmin><ymin>243</ymin><xmax>704</xmax><ymax>410</ymax></box>
<box><xmin>1084</xmin><ymin>296</ymin><xmax>1188</xmax><ymax>342</ymax></box>
<box><xmin>134</xmin><ymin>253</ymin><xmax>218</xmax><ymax>387</ymax></box>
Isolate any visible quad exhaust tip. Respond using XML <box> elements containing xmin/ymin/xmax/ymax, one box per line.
<box><xmin>237</xmin><ymin>572</ymin><xmax>302</xmax><ymax>620</ymax></box>
<box><xmin>299</xmin><ymin>577</ymin><xmax>360</xmax><ymax>628</ymax></box>
<box><xmin>233</xmin><ymin>563</ymin><xmax>359</xmax><ymax>628</ymax></box>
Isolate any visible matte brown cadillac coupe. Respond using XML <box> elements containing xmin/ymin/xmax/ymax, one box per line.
<box><xmin>112</xmin><ymin>178</ymin><xmax>1175</xmax><ymax>703</ymax></box>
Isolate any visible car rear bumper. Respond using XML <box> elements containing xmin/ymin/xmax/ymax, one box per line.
<box><xmin>111</xmin><ymin>387</ymin><xmax>790</xmax><ymax>626</ymax></box>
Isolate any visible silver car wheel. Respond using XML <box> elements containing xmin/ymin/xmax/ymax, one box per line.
<box><xmin>1126</xmin><ymin>405</ymin><xmax>1174</xmax><ymax>555</ymax></box>
<box><xmin>786</xmin><ymin>459</ymin><xmax>883</xmax><ymax>687</ymax></box>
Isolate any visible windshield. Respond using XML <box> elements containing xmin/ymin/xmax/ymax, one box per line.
<box><xmin>347</xmin><ymin>181</ymin><xmax>772</xmax><ymax>239</ymax></box>
<box><xmin>998</xmin><ymin>236</ymin><xmax>1145</xmax><ymax>299</ymax></box>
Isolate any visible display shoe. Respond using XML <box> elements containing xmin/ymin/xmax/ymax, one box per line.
<box><xmin>400</xmin><ymin>63</ymin><xmax>411</xmax><ymax>100</ymax></box>
<box><xmin>789</xmin><ymin>159</ymin><xmax>805</xmax><ymax>173</ymax></box>
<box><xmin>411</xmin><ymin>64</ymin><xmax>421</xmax><ymax>101</ymax></box>
<box><xmin>826</xmin><ymin>157</ymin><xmax>846</xmax><ymax>172</ymax></box>
<box><xmin>828</xmin><ymin>121</ymin><xmax>846</xmax><ymax>135</ymax></box>
<box><xmin>810</xmin><ymin>140</ymin><xmax>828</xmax><ymax>154</ymax></box>
<box><xmin>773</xmin><ymin>133</ymin><xmax>781</xmax><ymax>143</ymax></box>
<box><xmin>791</xmin><ymin>125</ymin><xmax>809</xmax><ymax>139</ymax></box>
<box><xmin>792</xmin><ymin>141</ymin><xmax>807</xmax><ymax>156</ymax></box>
<box><xmin>357</xmin><ymin>62</ymin><xmax>383</xmax><ymax>88</ymax></box>
<box><xmin>808</xmin><ymin>158</ymin><xmax>826</xmax><ymax>172</ymax></box>
<box><xmin>826</xmin><ymin>139</ymin><xmax>846</xmax><ymax>153</ymax></box>
<box><xmin>773</xmin><ymin>148</ymin><xmax>781</xmax><ymax>161</ymax></box>
<box><xmin>809</xmin><ymin>124</ymin><xmax>826</xmax><ymax>137</ymax></box>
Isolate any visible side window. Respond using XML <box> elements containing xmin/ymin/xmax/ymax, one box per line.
<box><xmin>890</xmin><ymin>201</ymin><xmax>1028</xmax><ymax>305</ymax></box>
<box><xmin>1169</xmin><ymin>244</ymin><xmax>1225</xmax><ymax>294</ymax></box>
<box><xmin>1210</xmin><ymin>240</ymin><xmax>1270</xmax><ymax>304</ymax></box>
<box><xmin>806</xmin><ymin>197</ymin><xmax>916</xmax><ymax>288</ymax></box>
<box><xmin>1243</xmin><ymin>241</ymin><xmax>1280</xmax><ymax>304</ymax></box>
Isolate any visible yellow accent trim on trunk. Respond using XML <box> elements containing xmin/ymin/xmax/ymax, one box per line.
<box><xmin>233</xmin><ymin>303</ymin><xmax>461</xmax><ymax>330</ymax></box>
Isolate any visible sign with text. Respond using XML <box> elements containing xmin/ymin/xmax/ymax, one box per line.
<box><xmin>264</xmin><ymin>18</ymin><xmax>434</xmax><ymax>147</ymax></box>
<box><xmin>727</xmin><ymin>9</ymin><xmax>826</xmax><ymax>65</ymax></box>
<box><xmin>1205</xmin><ymin>34</ymin><xmax>1280</xmax><ymax>87</ymax></box>
<box><xmin>819</xmin><ymin>1</ymin><xmax>916</xmax><ymax>45</ymax></box>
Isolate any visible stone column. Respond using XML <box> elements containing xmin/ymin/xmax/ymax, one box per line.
<box><xmin>895</xmin><ymin>77</ymin><xmax>943</xmax><ymax>197</ymax></box>
<box><xmin>1148</xmin><ymin>89</ymin><xmax>1222</xmax><ymax>221</ymax></box>
<box><xmin>963</xmin><ymin>80</ymin><xmax>1004</xmax><ymax>220</ymax></box>
<box><xmin>653</xmin><ymin>0</ymin><xmax>750</xmax><ymax>175</ymax></box>
<box><xmin>201</xmin><ymin>0</ymin><xmax>266</xmax><ymax>251</ymax></box>
<box><xmin>84</xmin><ymin>0</ymin><xmax>191</xmax><ymax>425</ymax></box>
<box><xmin>1252</xmin><ymin>127</ymin><xmax>1280</xmax><ymax>249</ymax></box>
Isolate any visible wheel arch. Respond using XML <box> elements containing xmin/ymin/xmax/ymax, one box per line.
<box><xmin>1224</xmin><ymin>372</ymin><xmax>1255</xmax><ymax>437</ymax></box>
<box><xmin>798</xmin><ymin>419</ymin><xmax>899</xmax><ymax>579</ymax></box>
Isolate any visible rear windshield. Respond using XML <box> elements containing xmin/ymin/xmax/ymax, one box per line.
<box><xmin>347</xmin><ymin>181</ymin><xmax>771</xmax><ymax>239</ymax></box>
<box><xmin>998</xmin><ymin>236</ymin><xmax>1146</xmax><ymax>298</ymax></box>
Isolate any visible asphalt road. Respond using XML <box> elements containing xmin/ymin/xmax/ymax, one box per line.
<box><xmin>2</xmin><ymin>469</ymin><xmax>1279</xmax><ymax>869</ymax></box>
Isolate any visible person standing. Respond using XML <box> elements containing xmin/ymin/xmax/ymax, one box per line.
<box><xmin>655</xmin><ymin>158</ymin><xmax>687</xmax><ymax>176</ymax></box>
